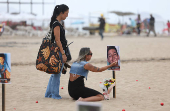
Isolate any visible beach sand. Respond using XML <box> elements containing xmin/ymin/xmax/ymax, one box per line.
<box><xmin>0</xmin><ymin>34</ymin><xmax>170</xmax><ymax>111</ymax></box>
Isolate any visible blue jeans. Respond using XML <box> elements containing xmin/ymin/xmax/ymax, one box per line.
<box><xmin>45</xmin><ymin>51</ymin><xmax>64</xmax><ymax>99</ymax></box>
<box><xmin>99</xmin><ymin>29</ymin><xmax>104</xmax><ymax>40</ymax></box>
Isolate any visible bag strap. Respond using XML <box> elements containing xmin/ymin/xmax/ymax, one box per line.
<box><xmin>45</xmin><ymin>21</ymin><xmax>57</xmax><ymax>39</ymax></box>
<box><xmin>51</xmin><ymin>21</ymin><xmax>58</xmax><ymax>31</ymax></box>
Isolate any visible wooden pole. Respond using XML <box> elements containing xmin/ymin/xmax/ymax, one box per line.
<box><xmin>0</xmin><ymin>0</ymin><xmax>54</xmax><ymax>15</ymax></box>
<box><xmin>113</xmin><ymin>71</ymin><xmax>116</xmax><ymax>98</ymax></box>
<box><xmin>42</xmin><ymin>0</ymin><xmax>44</xmax><ymax>15</ymax></box>
<box><xmin>2</xmin><ymin>84</ymin><xmax>5</xmax><ymax>111</ymax></box>
<box><xmin>19</xmin><ymin>0</ymin><xmax>21</xmax><ymax>13</ymax></box>
<box><xmin>30</xmin><ymin>0</ymin><xmax>32</xmax><ymax>14</ymax></box>
<box><xmin>7</xmin><ymin>0</ymin><xmax>9</xmax><ymax>13</ymax></box>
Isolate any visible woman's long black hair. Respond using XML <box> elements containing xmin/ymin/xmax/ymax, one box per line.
<box><xmin>50</xmin><ymin>4</ymin><xmax>69</xmax><ymax>28</ymax></box>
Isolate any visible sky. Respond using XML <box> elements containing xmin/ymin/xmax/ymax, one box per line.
<box><xmin>0</xmin><ymin>0</ymin><xmax>170</xmax><ymax>26</ymax></box>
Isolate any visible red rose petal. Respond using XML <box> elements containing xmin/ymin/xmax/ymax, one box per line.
<box><xmin>160</xmin><ymin>103</ymin><xmax>164</xmax><ymax>106</ymax></box>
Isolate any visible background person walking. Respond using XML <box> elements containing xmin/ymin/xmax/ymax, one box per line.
<box><xmin>147</xmin><ymin>14</ymin><xmax>157</xmax><ymax>37</ymax></box>
<box><xmin>136</xmin><ymin>14</ymin><xmax>141</xmax><ymax>35</ymax></box>
<box><xmin>98</xmin><ymin>14</ymin><xmax>105</xmax><ymax>40</ymax></box>
<box><xmin>129</xmin><ymin>18</ymin><xmax>136</xmax><ymax>34</ymax></box>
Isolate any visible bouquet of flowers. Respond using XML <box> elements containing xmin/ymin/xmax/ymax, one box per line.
<box><xmin>99</xmin><ymin>78</ymin><xmax>115</xmax><ymax>100</ymax></box>
<box><xmin>103</xmin><ymin>78</ymin><xmax>115</xmax><ymax>89</ymax></box>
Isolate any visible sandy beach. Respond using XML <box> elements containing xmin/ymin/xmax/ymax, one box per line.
<box><xmin>0</xmin><ymin>34</ymin><xmax>170</xmax><ymax>111</ymax></box>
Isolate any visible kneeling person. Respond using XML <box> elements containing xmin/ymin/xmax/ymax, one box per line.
<box><xmin>68</xmin><ymin>47</ymin><xmax>117</xmax><ymax>102</ymax></box>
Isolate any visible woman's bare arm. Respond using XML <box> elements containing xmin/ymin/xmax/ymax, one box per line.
<box><xmin>84</xmin><ymin>61</ymin><xmax>117</xmax><ymax>72</ymax></box>
<box><xmin>53</xmin><ymin>26</ymin><xmax>67</xmax><ymax>63</ymax></box>
<box><xmin>54</xmin><ymin>26</ymin><xmax>65</xmax><ymax>54</ymax></box>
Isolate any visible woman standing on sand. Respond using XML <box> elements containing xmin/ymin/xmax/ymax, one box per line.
<box><xmin>68</xmin><ymin>47</ymin><xmax>117</xmax><ymax>102</ymax></box>
<box><xmin>45</xmin><ymin>4</ymin><xmax>69</xmax><ymax>99</ymax></box>
<box><xmin>136</xmin><ymin>14</ymin><xmax>141</xmax><ymax>35</ymax></box>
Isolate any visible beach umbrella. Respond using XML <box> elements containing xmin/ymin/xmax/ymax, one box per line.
<box><xmin>71</xmin><ymin>20</ymin><xmax>85</xmax><ymax>25</ymax></box>
<box><xmin>70</xmin><ymin>20</ymin><xmax>85</xmax><ymax>32</ymax></box>
<box><xmin>109</xmin><ymin>11</ymin><xmax>135</xmax><ymax>16</ymax></box>
<box><xmin>109</xmin><ymin>11</ymin><xmax>136</xmax><ymax>24</ymax></box>
<box><xmin>0</xmin><ymin>13</ymin><xmax>7</xmax><ymax>21</ymax></box>
<box><xmin>136</xmin><ymin>12</ymin><xmax>164</xmax><ymax>21</ymax></box>
<box><xmin>66</xmin><ymin>13</ymin><xmax>84</xmax><ymax>26</ymax></box>
<box><xmin>12</xmin><ymin>12</ymin><xmax>36</xmax><ymax>21</ymax></box>
<box><xmin>67</xmin><ymin>13</ymin><xmax>83</xmax><ymax>19</ymax></box>
<box><xmin>0</xmin><ymin>12</ymin><xmax>36</xmax><ymax>21</ymax></box>
<box><xmin>35</xmin><ymin>15</ymin><xmax>50</xmax><ymax>21</ymax></box>
<box><xmin>0</xmin><ymin>12</ymin><xmax>16</xmax><ymax>21</ymax></box>
<box><xmin>124</xmin><ymin>12</ymin><xmax>165</xmax><ymax>22</ymax></box>
<box><xmin>35</xmin><ymin>15</ymin><xmax>51</xmax><ymax>26</ymax></box>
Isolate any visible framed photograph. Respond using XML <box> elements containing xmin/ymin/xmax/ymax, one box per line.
<box><xmin>76</xmin><ymin>101</ymin><xmax>102</xmax><ymax>111</ymax></box>
<box><xmin>0</xmin><ymin>53</ymin><xmax>11</xmax><ymax>84</ymax></box>
<box><xmin>107</xmin><ymin>46</ymin><xmax>120</xmax><ymax>71</ymax></box>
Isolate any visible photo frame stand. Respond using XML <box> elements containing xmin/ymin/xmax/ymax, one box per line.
<box><xmin>113</xmin><ymin>71</ymin><xmax>116</xmax><ymax>98</ymax></box>
<box><xmin>2</xmin><ymin>84</ymin><xmax>5</xmax><ymax>111</ymax></box>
